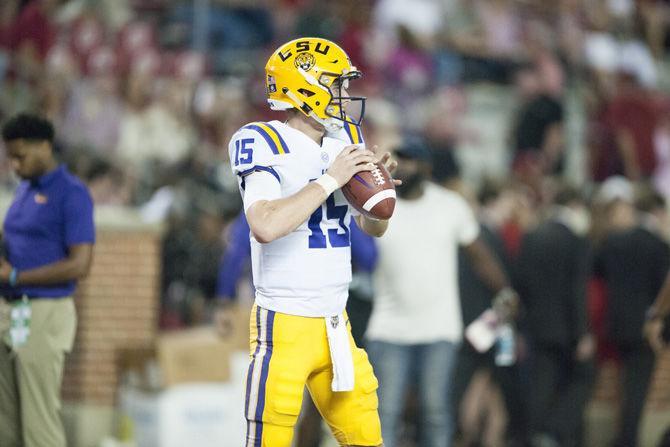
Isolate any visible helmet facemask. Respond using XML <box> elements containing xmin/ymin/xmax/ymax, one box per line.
<box><xmin>320</xmin><ymin>71</ymin><xmax>366</xmax><ymax>128</ymax></box>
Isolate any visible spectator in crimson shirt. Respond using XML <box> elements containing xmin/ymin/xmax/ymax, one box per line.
<box><xmin>603</xmin><ymin>70</ymin><xmax>659</xmax><ymax>181</ymax></box>
<box><xmin>11</xmin><ymin>0</ymin><xmax>59</xmax><ymax>59</ymax></box>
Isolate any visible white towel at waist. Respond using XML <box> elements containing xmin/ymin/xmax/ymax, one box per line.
<box><xmin>325</xmin><ymin>313</ymin><xmax>355</xmax><ymax>392</ymax></box>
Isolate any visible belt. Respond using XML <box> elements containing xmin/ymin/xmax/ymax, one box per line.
<box><xmin>2</xmin><ymin>295</ymin><xmax>67</xmax><ymax>303</ymax></box>
<box><xmin>3</xmin><ymin>294</ymin><xmax>34</xmax><ymax>303</ymax></box>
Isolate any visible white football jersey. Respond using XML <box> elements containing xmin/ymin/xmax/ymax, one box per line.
<box><xmin>228</xmin><ymin>120</ymin><xmax>365</xmax><ymax>317</ymax></box>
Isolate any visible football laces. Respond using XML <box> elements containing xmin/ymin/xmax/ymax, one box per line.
<box><xmin>371</xmin><ymin>167</ymin><xmax>385</xmax><ymax>185</ymax></box>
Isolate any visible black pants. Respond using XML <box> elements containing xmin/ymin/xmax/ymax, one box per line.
<box><xmin>346</xmin><ymin>294</ymin><xmax>373</xmax><ymax>347</ymax></box>
<box><xmin>612</xmin><ymin>343</ymin><xmax>656</xmax><ymax>447</ymax></box>
<box><xmin>527</xmin><ymin>344</ymin><xmax>595</xmax><ymax>447</ymax></box>
<box><xmin>451</xmin><ymin>342</ymin><xmax>527</xmax><ymax>445</ymax></box>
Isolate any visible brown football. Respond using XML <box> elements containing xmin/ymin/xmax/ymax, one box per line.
<box><xmin>342</xmin><ymin>162</ymin><xmax>396</xmax><ymax>220</ymax></box>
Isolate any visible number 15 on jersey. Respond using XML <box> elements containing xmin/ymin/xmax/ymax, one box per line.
<box><xmin>308</xmin><ymin>195</ymin><xmax>350</xmax><ymax>249</ymax></box>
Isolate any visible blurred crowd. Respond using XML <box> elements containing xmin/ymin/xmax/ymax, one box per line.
<box><xmin>2</xmin><ymin>0</ymin><xmax>670</xmax><ymax>445</ymax></box>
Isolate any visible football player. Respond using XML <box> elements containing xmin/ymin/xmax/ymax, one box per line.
<box><xmin>229</xmin><ymin>37</ymin><xmax>398</xmax><ymax>447</ymax></box>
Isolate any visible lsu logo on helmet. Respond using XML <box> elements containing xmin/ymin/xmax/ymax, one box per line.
<box><xmin>294</xmin><ymin>52</ymin><xmax>316</xmax><ymax>71</ymax></box>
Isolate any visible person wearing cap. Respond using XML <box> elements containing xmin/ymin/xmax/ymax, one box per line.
<box><xmin>594</xmin><ymin>185</ymin><xmax>669</xmax><ymax>447</ymax></box>
<box><xmin>515</xmin><ymin>186</ymin><xmax>595</xmax><ymax>447</ymax></box>
<box><xmin>0</xmin><ymin>113</ymin><xmax>95</xmax><ymax>447</ymax></box>
<box><xmin>365</xmin><ymin>136</ymin><xmax>517</xmax><ymax>447</ymax></box>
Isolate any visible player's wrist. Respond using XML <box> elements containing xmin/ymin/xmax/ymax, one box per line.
<box><xmin>314</xmin><ymin>174</ymin><xmax>340</xmax><ymax>195</ymax></box>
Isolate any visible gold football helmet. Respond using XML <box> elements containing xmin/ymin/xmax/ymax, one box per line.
<box><xmin>265</xmin><ymin>37</ymin><xmax>365</xmax><ymax>132</ymax></box>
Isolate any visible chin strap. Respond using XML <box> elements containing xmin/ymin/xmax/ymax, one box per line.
<box><xmin>283</xmin><ymin>88</ymin><xmax>343</xmax><ymax>133</ymax></box>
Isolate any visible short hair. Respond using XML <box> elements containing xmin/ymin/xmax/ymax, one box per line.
<box><xmin>635</xmin><ymin>184</ymin><xmax>666</xmax><ymax>213</ymax></box>
<box><xmin>554</xmin><ymin>184</ymin><xmax>583</xmax><ymax>207</ymax></box>
<box><xmin>2</xmin><ymin>113</ymin><xmax>55</xmax><ymax>143</ymax></box>
<box><xmin>478</xmin><ymin>178</ymin><xmax>504</xmax><ymax>206</ymax></box>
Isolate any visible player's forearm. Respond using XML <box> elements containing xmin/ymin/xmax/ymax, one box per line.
<box><xmin>247</xmin><ymin>182</ymin><xmax>328</xmax><ymax>243</ymax></box>
<box><xmin>464</xmin><ymin>238</ymin><xmax>509</xmax><ymax>293</ymax></box>
<box><xmin>652</xmin><ymin>271</ymin><xmax>670</xmax><ymax>317</ymax></box>
<box><xmin>12</xmin><ymin>258</ymin><xmax>90</xmax><ymax>285</ymax></box>
<box><xmin>5</xmin><ymin>244</ymin><xmax>93</xmax><ymax>286</ymax></box>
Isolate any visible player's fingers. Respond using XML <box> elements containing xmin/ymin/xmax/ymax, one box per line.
<box><xmin>386</xmin><ymin>159</ymin><xmax>398</xmax><ymax>173</ymax></box>
<box><xmin>370</xmin><ymin>144</ymin><xmax>380</xmax><ymax>154</ymax></box>
<box><xmin>352</xmin><ymin>161</ymin><xmax>375</xmax><ymax>173</ymax></box>
<box><xmin>339</xmin><ymin>145</ymin><xmax>360</xmax><ymax>157</ymax></box>
<box><xmin>350</xmin><ymin>153</ymin><xmax>376</xmax><ymax>165</ymax></box>
<box><xmin>346</xmin><ymin>149</ymin><xmax>374</xmax><ymax>159</ymax></box>
<box><xmin>377</xmin><ymin>152</ymin><xmax>390</xmax><ymax>164</ymax></box>
<box><xmin>352</xmin><ymin>162</ymin><xmax>375</xmax><ymax>172</ymax></box>
<box><xmin>393</xmin><ymin>179</ymin><xmax>403</xmax><ymax>186</ymax></box>
<box><xmin>338</xmin><ymin>145</ymin><xmax>363</xmax><ymax>158</ymax></box>
<box><xmin>343</xmin><ymin>153</ymin><xmax>363</xmax><ymax>164</ymax></box>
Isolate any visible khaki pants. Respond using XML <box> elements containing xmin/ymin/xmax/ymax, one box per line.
<box><xmin>0</xmin><ymin>297</ymin><xmax>76</xmax><ymax>447</ymax></box>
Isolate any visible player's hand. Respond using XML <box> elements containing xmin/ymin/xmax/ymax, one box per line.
<box><xmin>376</xmin><ymin>149</ymin><xmax>402</xmax><ymax>187</ymax></box>
<box><xmin>0</xmin><ymin>259</ymin><xmax>12</xmax><ymax>283</ymax></box>
<box><xmin>492</xmin><ymin>288</ymin><xmax>520</xmax><ymax>322</ymax></box>
<box><xmin>644</xmin><ymin>318</ymin><xmax>666</xmax><ymax>353</ymax></box>
<box><xmin>575</xmin><ymin>333</ymin><xmax>596</xmax><ymax>362</ymax></box>
<box><xmin>327</xmin><ymin>145</ymin><xmax>376</xmax><ymax>187</ymax></box>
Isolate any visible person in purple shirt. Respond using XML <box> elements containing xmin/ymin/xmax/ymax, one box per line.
<box><xmin>0</xmin><ymin>113</ymin><xmax>95</xmax><ymax>447</ymax></box>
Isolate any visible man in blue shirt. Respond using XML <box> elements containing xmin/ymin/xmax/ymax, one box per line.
<box><xmin>0</xmin><ymin>113</ymin><xmax>95</xmax><ymax>447</ymax></box>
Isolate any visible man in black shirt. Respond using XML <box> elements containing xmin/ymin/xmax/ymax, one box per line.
<box><xmin>515</xmin><ymin>187</ymin><xmax>594</xmax><ymax>447</ymax></box>
<box><xmin>513</xmin><ymin>96</ymin><xmax>564</xmax><ymax>166</ymax></box>
<box><xmin>453</xmin><ymin>183</ymin><xmax>525</xmax><ymax>446</ymax></box>
<box><xmin>596</xmin><ymin>188</ymin><xmax>670</xmax><ymax>447</ymax></box>
<box><xmin>511</xmin><ymin>66</ymin><xmax>564</xmax><ymax>192</ymax></box>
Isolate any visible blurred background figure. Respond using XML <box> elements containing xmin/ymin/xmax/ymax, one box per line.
<box><xmin>0</xmin><ymin>113</ymin><xmax>95</xmax><ymax>447</ymax></box>
<box><xmin>452</xmin><ymin>180</ymin><xmax>525</xmax><ymax>447</ymax></box>
<box><xmin>365</xmin><ymin>136</ymin><xmax>516</xmax><ymax>447</ymax></box>
<box><xmin>594</xmin><ymin>184</ymin><xmax>670</xmax><ymax>447</ymax></box>
<box><xmin>510</xmin><ymin>64</ymin><xmax>565</xmax><ymax>194</ymax></box>
<box><xmin>515</xmin><ymin>185</ymin><xmax>595</xmax><ymax>447</ymax></box>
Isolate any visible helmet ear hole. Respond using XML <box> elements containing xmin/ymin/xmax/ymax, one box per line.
<box><xmin>297</xmin><ymin>88</ymin><xmax>315</xmax><ymax>97</ymax></box>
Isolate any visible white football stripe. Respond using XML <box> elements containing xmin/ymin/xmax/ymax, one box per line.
<box><xmin>362</xmin><ymin>189</ymin><xmax>396</xmax><ymax>211</ymax></box>
<box><xmin>247</xmin><ymin>308</ymin><xmax>267</xmax><ymax>422</ymax></box>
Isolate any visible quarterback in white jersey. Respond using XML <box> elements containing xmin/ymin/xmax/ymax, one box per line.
<box><xmin>229</xmin><ymin>120</ymin><xmax>368</xmax><ymax>317</ymax></box>
<box><xmin>231</xmin><ymin>38</ymin><xmax>398</xmax><ymax>447</ymax></box>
